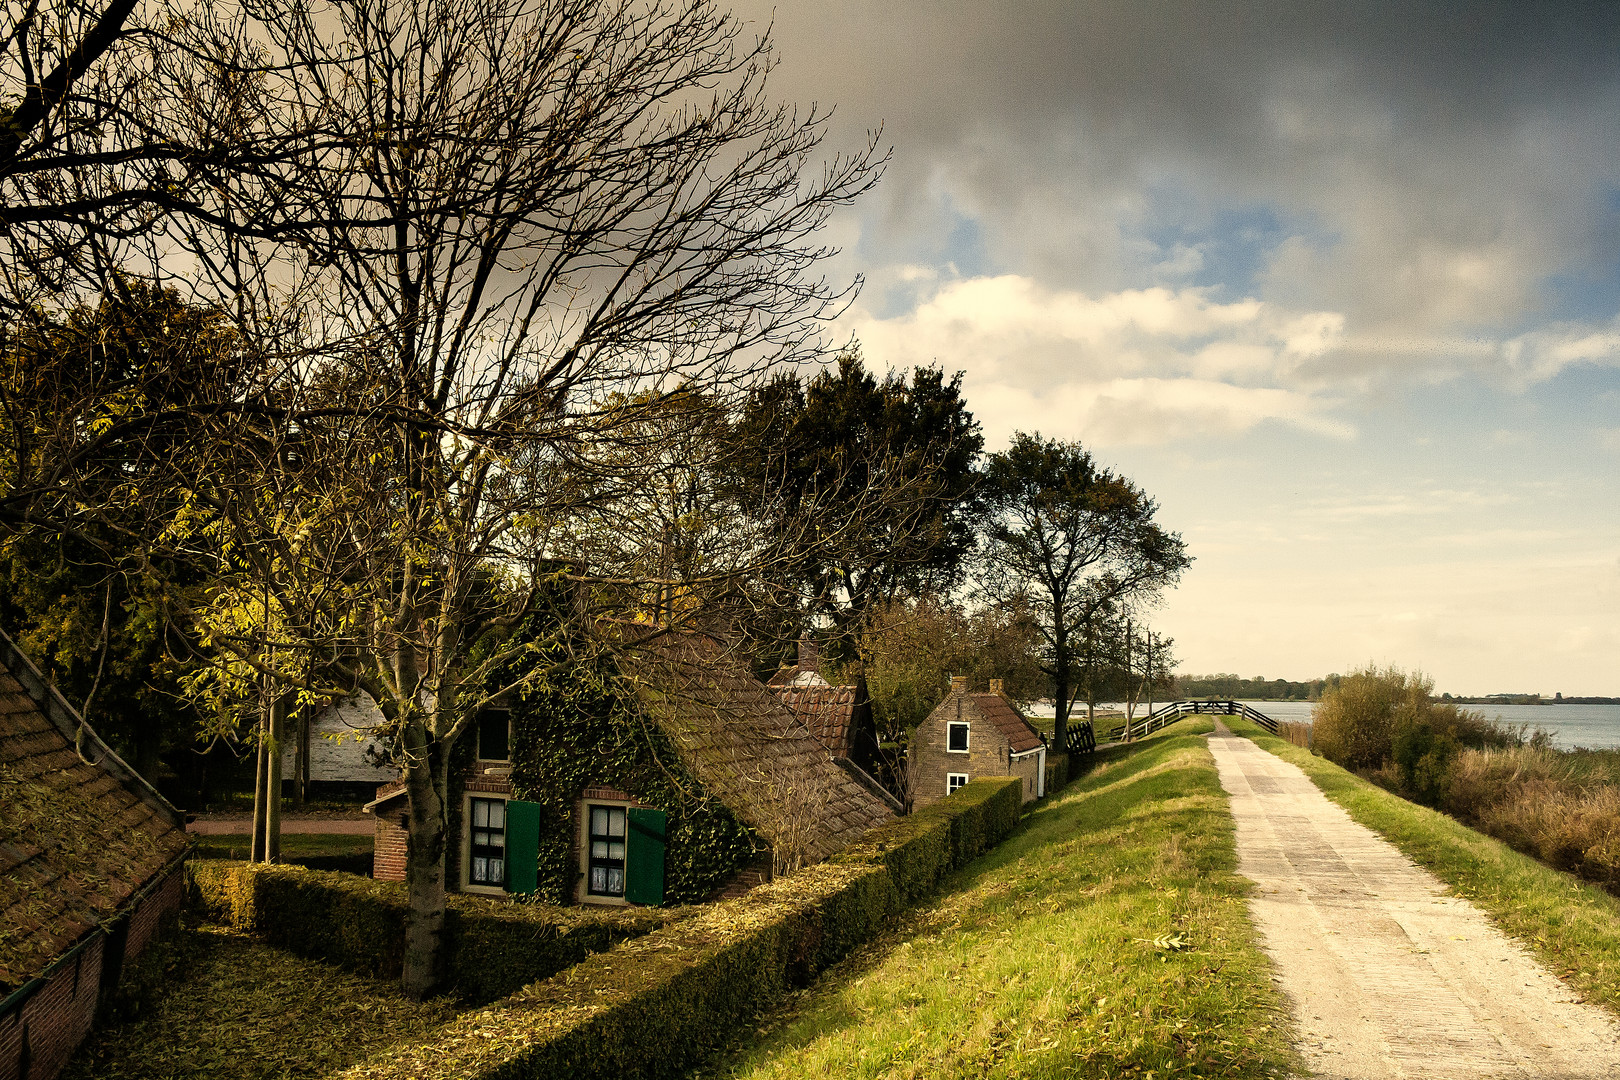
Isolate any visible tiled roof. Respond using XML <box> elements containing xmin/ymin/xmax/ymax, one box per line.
<box><xmin>971</xmin><ymin>693</ymin><xmax>1044</xmax><ymax>754</ymax></box>
<box><xmin>770</xmin><ymin>683</ymin><xmax>857</xmax><ymax>757</ymax></box>
<box><xmin>0</xmin><ymin>635</ymin><xmax>187</xmax><ymax>995</ymax></box>
<box><xmin>765</xmin><ymin>665</ymin><xmax>830</xmax><ymax>688</ymax></box>
<box><xmin>622</xmin><ymin>633</ymin><xmax>894</xmax><ymax>868</ymax></box>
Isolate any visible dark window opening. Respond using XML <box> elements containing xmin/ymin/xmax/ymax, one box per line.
<box><xmin>588</xmin><ymin>805</ymin><xmax>627</xmax><ymax>897</ymax></box>
<box><xmin>469</xmin><ymin>797</ymin><xmax>506</xmax><ymax>887</ymax></box>
<box><xmin>947</xmin><ymin>721</ymin><xmax>969</xmax><ymax>752</ymax></box>
<box><xmin>477</xmin><ymin>709</ymin><xmax>511</xmax><ymax>761</ymax></box>
<box><xmin>947</xmin><ymin>773</ymin><xmax>968</xmax><ymax>795</ymax></box>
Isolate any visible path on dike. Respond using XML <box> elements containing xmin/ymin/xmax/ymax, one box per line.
<box><xmin>1208</xmin><ymin>722</ymin><xmax>1620</xmax><ymax>1079</ymax></box>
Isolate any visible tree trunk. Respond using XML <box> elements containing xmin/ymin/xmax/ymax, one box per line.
<box><xmin>400</xmin><ymin>746</ymin><xmax>448</xmax><ymax>1000</ymax></box>
<box><xmin>295</xmin><ymin>699</ymin><xmax>310</xmax><ymax>810</ymax></box>
<box><xmin>250</xmin><ymin>715</ymin><xmax>268</xmax><ymax>863</ymax></box>
<box><xmin>267</xmin><ymin>689</ymin><xmax>287</xmax><ymax>863</ymax></box>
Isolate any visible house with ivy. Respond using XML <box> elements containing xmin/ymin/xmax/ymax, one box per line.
<box><xmin>366</xmin><ymin>628</ymin><xmax>896</xmax><ymax>906</ymax></box>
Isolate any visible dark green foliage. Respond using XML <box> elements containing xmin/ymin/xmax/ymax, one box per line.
<box><xmin>185</xmin><ymin>862</ymin><xmax>670</xmax><ymax>1004</ymax></box>
<box><xmin>333</xmin><ymin>778</ymin><xmax>1025</xmax><ymax>1080</ymax></box>
<box><xmin>1390</xmin><ymin>718</ymin><xmax>1460</xmax><ymax>805</ymax></box>
<box><xmin>1175</xmin><ymin>673</ymin><xmax>1340</xmax><ymax>701</ymax></box>
<box><xmin>732</xmin><ymin>351</ymin><xmax>983</xmax><ymax>657</ymax></box>
<box><xmin>1044</xmin><ymin>749</ymin><xmax>1070</xmax><ymax>794</ymax></box>
<box><xmin>499</xmin><ymin>652</ymin><xmax>760</xmax><ymax>905</ymax></box>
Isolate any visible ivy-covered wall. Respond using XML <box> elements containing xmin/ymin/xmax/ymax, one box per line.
<box><xmin>479</xmin><ymin>654</ymin><xmax>762</xmax><ymax>905</ymax></box>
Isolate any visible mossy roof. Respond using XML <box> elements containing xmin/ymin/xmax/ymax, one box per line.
<box><xmin>0</xmin><ymin>652</ymin><xmax>187</xmax><ymax>994</ymax></box>
<box><xmin>621</xmin><ymin>632</ymin><xmax>894</xmax><ymax>864</ymax></box>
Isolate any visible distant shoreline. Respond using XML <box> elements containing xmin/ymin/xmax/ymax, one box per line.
<box><xmin>1439</xmin><ymin>696</ymin><xmax>1620</xmax><ymax>706</ymax></box>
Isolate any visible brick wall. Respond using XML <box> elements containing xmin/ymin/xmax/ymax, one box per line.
<box><xmin>910</xmin><ymin>694</ymin><xmax>1011</xmax><ymax>810</ymax></box>
<box><xmin>0</xmin><ymin>861</ymin><xmax>185</xmax><ymax>1080</ymax></box>
<box><xmin>373</xmin><ymin>811</ymin><xmax>409</xmax><ymax>883</ymax></box>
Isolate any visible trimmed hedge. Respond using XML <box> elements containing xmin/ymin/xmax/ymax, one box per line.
<box><xmin>1044</xmin><ymin>750</ymin><xmax>1070</xmax><ymax>794</ymax></box>
<box><xmin>335</xmin><ymin>777</ymin><xmax>1024</xmax><ymax>1080</ymax></box>
<box><xmin>186</xmin><ymin>863</ymin><xmax>670</xmax><ymax>1004</ymax></box>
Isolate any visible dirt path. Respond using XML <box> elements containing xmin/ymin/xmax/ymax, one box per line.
<box><xmin>188</xmin><ymin>815</ymin><xmax>373</xmax><ymax>835</ymax></box>
<box><xmin>1208</xmin><ymin>724</ymin><xmax>1620</xmax><ymax>1079</ymax></box>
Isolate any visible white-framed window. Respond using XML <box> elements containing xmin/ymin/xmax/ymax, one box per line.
<box><xmin>586</xmin><ymin>805</ymin><xmax>628</xmax><ymax>898</ymax></box>
<box><xmin>465</xmin><ymin>795</ymin><xmax>507</xmax><ymax>891</ymax></box>
<box><xmin>947</xmin><ymin>721</ymin><xmax>970</xmax><ymax>753</ymax></box>
<box><xmin>947</xmin><ymin>773</ymin><xmax>969</xmax><ymax>795</ymax></box>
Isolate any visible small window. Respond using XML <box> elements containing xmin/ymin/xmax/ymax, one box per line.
<box><xmin>477</xmin><ymin>709</ymin><xmax>510</xmax><ymax>761</ymax></box>
<box><xmin>947</xmin><ymin>721</ymin><xmax>969</xmax><ymax>753</ymax></box>
<box><xmin>587</xmin><ymin>805</ymin><xmax>627</xmax><ymax>897</ymax></box>
<box><xmin>469</xmin><ymin>797</ymin><xmax>506</xmax><ymax>887</ymax></box>
<box><xmin>947</xmin><ymin>773</ymin><xmax>969</xmax><ymax>795</ymax></box>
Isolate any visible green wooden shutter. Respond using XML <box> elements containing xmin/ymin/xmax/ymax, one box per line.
<box><xmin>624</xmin><ymin>807</ymin><xmax>667</xmax><ymax>905</ymax></box>
<box><xmin>504</xmin><ymin>799</ymin><xmax>541</xmax><ymax>895</ymax></box>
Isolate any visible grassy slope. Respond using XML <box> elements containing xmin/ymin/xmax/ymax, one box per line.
<box><xmin>697</xmin><ymin>719</ymin><xmax>1298</xmax><ymax>1080</ymax></box>
<box><xmin>62</xmin><ymin>922</ymin><xmax>458</xmax><ymax>1080</ymax></box>
<box><xmin>1225</xmin><ymin>715</ymin><xmax>1620</xmax><ymax>1016</ymax></box>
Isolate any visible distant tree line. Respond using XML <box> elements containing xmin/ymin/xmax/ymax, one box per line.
<box><xmin>1173</xmin><ymin>673</ymin><xmax>1341</xmax><ymax>701</ymax></box>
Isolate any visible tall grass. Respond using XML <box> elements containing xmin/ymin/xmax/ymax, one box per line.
<box><xmin>1302</xmin><ymin>665</ymin><xmax>1620</xmax><ymax>896</ymax></box>
<box><xmin>1276</xmin><ymin>721</ymin><xmax>1311</xmax><ymax>750</ymax></box>
<box><xmin>1444</xmin><ymin>745</ymin><xmax>1620</xmax><ymax>891</ymax></box>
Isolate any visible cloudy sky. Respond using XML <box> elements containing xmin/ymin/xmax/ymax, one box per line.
<box><xmin>737</xmin><ymin>0</ymin><xmax>1620</xmax><ymax>695</ymax></box>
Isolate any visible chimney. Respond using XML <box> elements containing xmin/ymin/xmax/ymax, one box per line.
<box><xmin>797</xmin><ymin>634</ymin><xmax>820</xmax><ymax>673</ymax></box>
<box><xmin>950</xmin><ymin>675</ymin><xmax>968</xmax><ymax>694</ymax></box>
<box><xmin>989</xmin><ymin>678</ymin><xmax>1004</xmax><ymax>697</ymax></box>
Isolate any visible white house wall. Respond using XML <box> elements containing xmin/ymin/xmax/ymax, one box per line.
<box><xmin>281</xmin><ymin>693</ymin><xmax>400</xmax><ymax>783</ymax></box>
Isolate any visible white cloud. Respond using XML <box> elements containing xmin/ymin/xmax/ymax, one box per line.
<box><xmin>845</xmin><ymin>273</ymin><xmax>1349</xmax><ymax>447</ymax></box>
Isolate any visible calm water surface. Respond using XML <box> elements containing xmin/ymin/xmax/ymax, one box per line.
<box><xmin>1237</xmin><ymin>700</ymin><xmax>1620</xmax><ymax>751</ymax></box>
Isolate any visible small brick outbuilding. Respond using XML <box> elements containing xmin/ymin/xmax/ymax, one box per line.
<box><xmin>0</xmin><ymin>628</ymin><xmax>188</xmax><ymax>1080</ymax></box>
<box><xmin>910</xmin><ymin>677</ymin><xmax>1046</xmax><ymax>809</ymax></box>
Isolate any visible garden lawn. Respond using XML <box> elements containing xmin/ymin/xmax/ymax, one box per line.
<box><xmin>190</xmin><ymin>832</ymin><xmax>373</xmax><ymax>861</ymax></box>
<box><xmin>1225</xmin><ymin>715</ymin><xmax>1620</xmax><ymax>1018</ymax></box>
<box><xmin>696</xmin><ymin>719</ymin><xmax>1298</xmax><ymax>1080</ymax></box>
<box><xmin>62</xmin><ymin>921</ymin><xmax>458</xmax><ymax>1080</ymax></box>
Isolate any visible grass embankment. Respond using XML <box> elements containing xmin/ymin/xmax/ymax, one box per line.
<box><xmin>62</xmin><ymin>922</ymin><xmax>459</xmax><ymax>1080</ymax></box>
<box><xmin>1225</xmin><ymin>715</ymin><xmax>1620</xmax><ymax>1017</ymax></box>
<box><xmin>697</xmin><ymin>719</ymin><xmax>1297</xmax><ymax>1080</ymax></box>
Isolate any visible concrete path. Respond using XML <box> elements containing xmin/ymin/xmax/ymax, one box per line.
<box><xmin>1208</xmin><ymin>725</ymin><xmax>1620</xmax><ymax>1079</ymax></box>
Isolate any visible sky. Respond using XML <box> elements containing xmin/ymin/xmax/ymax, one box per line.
<box><xmin>734</xmin><ymin>0</ymin><xmax>1620</xmax><ymax>695</ymax></box>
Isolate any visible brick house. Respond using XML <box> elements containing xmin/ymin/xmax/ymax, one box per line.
<box><xmin>910</xmin><ymin>676</ymin><xmax>1046</xmax><ymax>810</ymax></box>
<box><xmin>366</xmin><ymin>629</ymin><xmax>896</xmax><ymax>906</ymax></box>
<box><xmin>766</xmin><ymin>637</ymin><xmax>887</xmax><ymax>787</ymax></box>
<box><xmin>0</xmin><ymin>629</ymin><xmax>188</xmax><ymax>1080</ymax></box>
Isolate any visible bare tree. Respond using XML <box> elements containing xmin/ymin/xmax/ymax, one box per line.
<box><xmin>130</xmin><ymin>0</ymin><xmax>884</xmax><ymax>997</ymax></box>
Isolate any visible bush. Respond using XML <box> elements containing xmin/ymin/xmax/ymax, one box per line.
<box><xmin>1312</xmin><ymin>666</ymin><xmax>1517</xmax><ymax>785</ymax></box>
<box><xmin>186</xmin><ymin>863</ymin><xmax>670</xmax><ymax>1003</ymax></box>
<box><xmin>333</xmin><ymin>778</ymin><xmax>1024</xmax><ymax>1080</ymax></box>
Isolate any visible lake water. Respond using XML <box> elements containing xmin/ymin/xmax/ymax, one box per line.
<box><xmin>1235</xmin><ymin>700</ymin><xmax>1620</xmax><ymax>751</ymax></box>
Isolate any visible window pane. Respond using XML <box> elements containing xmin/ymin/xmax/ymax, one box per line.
<box><xmin>490</xmin><ymin>855</ymin><xmax>504</xmax><ymax>883</ymax></box>
<box><xmin>472</xmin><ymin>800</ymin><xmax>488</xmax><ymax>827</ymax></box>
<box><xmin>607</xmin><ymin>867</ymin><xmax>624</xmax><ymax>895</ymax></box>
<box><xmin>948</xmin><ymin>723</ymin><xmax>969</xmax><ymax>751</ymax></box>
<box><xmin>488</xmin><ymin>801</ymin><xmax>504</xmax><ymax>829</ymax></box>
<box><xmin>607</xmin><ymin>809</ymin><xmax>625</xmax><ymax>837</ymax></box>
<box><xmin>591</xmin><ymin>807</ymin><xmax>607</xmax><ymax>835</ymax></box>
<box><xmin>590</xmin><ymin>866</ymin><xmax>606</xmax><ymax>893</ymax></box>
<box><xmin>592</xmin><ymin>840</ymin><xmax>608</xmax><ymax>859</ymax></box>
<box><xmin>608</xmin><ymin>841</ymin><xmax>624</xmax><ymax>861</ymax></box>
<box><xmin>473</xmin><ymin>857</ymin><xmax>488</xmax><ymax>883</ymax></box>
<box><xmin>479</xmin><ymin>710</ymin><xmax>510</xmax><ymax>760</ymax></box>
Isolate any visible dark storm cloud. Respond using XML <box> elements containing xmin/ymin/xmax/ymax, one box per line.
<box><xmin>738</xmin><ymin>1</ymin><xmax>1620</xmax><ymax>352</ymax></box>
